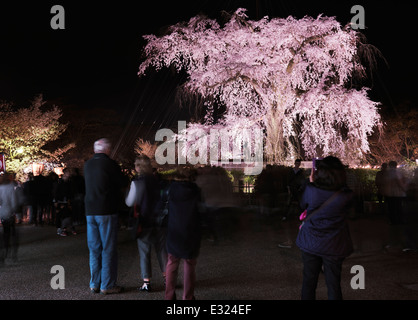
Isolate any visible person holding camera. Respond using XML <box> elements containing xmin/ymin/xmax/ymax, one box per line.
<box><xmin>296</xmin><ymin>156</ymin><xmax>354</xmax><ymax>300</ymax></box>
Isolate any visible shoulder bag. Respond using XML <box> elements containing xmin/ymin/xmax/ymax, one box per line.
<box><xmin>299</xmin><ymin>190</ymin><xmax>342</xmax><ymax>230</ymax></box>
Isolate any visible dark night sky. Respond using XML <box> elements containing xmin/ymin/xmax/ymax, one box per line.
<box><xmin>0</xmin><ymin>1</ymin><xmax>417</xmax><ymax>130</ymax></box>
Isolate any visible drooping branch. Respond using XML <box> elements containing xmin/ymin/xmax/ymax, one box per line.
<box><xmin>138</xmin><ymin>8</ymin><xmax>383</xmax><ymax>165</ymax></box>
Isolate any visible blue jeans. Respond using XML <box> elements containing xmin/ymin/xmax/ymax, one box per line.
<box><xmin>86</xmin><ymin>215</ymin><xmax>118</xmax><ymax>290</ymax></box>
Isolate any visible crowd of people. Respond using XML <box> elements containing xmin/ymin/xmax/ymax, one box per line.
<box><xmin>375</xmin><ymin>161</ymin><xmax>418</xmax><ymax>252</ymax></box>
<box><xmin>84</xmin><ymin>138</ymin><xmax>202</xmax><ymax>299</ymax></box>
<box><xmin>0</xmin><ymin>166</ymin><xmax>87</xmax><ymax>266</ymax></box>
<box><xmin>0</xmin><ymin>168</ymin><xmax>86</xmax><ymax>231</ymax></box>
<box><xmin>1</xmin><ymin>137</ymin><xmax>417</xmax><ymax>300</ymax></box>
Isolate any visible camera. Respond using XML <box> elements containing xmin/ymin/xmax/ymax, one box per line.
<box><xmin>312</xmin><ymin>157</ymin><xmax>323</xmax><ymax>170</ymax></box>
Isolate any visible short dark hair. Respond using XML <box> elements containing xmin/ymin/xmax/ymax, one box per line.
<box><xmin>313</xmin><ymin>156</ymin><xmax>347</xmax><ymax>191</ymax></box>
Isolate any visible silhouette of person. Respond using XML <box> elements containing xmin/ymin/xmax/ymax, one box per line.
<box><xmin>375</xmin><ymin>163</ymin><xmax>388</xmax><ymax>204</ymax></box>
<box><xmin>0</xmin><ymin>173</ymin><xmax>20</xmax><ymax>264</ymax></box>
<box><xmin>383</xmin><ymin>161</ymin><xmax>409</xmax><ymax>251</ymax></box>
<box><xmin>165</xmin><ymin>167</ymin><xmax>202</xmax><ymax>300</ymax></box>
<box><xmin>284</xmin><ymin>159</ymin><xmax>306</xmax><ymax>220</ymax></box>
<box><xmin>384</xmin><ymin>161</ymin><xmax>407</xmax><ymax>225</ymax></box>
<box><xmin>125</xmin><ymin>155</ymin><xmax>168</xmax><ymax>292</ymax></box>
<box><xmin>84</xmin><ymin>138</ymin><xmax>127</xmax><ymax>295</ymax></box>
<box><xmin>296</xmin><ymin>156</ymin><xmax>354</xmax><ymax>300</ymax></box>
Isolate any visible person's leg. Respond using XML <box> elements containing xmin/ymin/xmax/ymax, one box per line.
<box><xmin>0</xmin><ymin>222</ymin><xmax>7</xmax><ymax>264</ymax></box>
<box><xmin>301</xmin><ymin>251</ymin><xmax>322</xmax><ymax>300</ymax></box>
<box><xmin>32</xmin><ymin>204</ymin><xmax>38</xmax><ymax>225</ymax></box>
<box><xmin>1</xmin><ymin>219</ymin><xmax>11</xmax><ymax>258</ymax></box>
<box><xmin>165</xmin><ymin>253</ymin><xmax>180</xmax><ymax>300</ymax></box>
<box><xmin>55</xmin><ymin>206</ymin><xmax>62</xmax><ymax>230</ymax></box>
<box><xmin>402</xmin><ymin>199</ymin><xmax>418</xmax><ymax>250</ymax></box>
<box><xmin>86</xmin><ymin>215</ymin><xmax>102</xmax><ymax>290</ymax></box>
<box><xmin>97</xmin><ymin>214</ymin><xmax>118</xmax><ymax>291</ymax></box>
<box><xmin>137</xmin><ymin>228</ymin><xmax>153</xmax><ymax>290</ymax></box>
<box><xmin>9</xmin><ymin>217</ymin><xmax>18</xmax><ymax>261</ymax></box>
<box><xmin>183</xmin><ymin>258</ymin><xmax>198</xmax><ymax>300</ymax></box>
<box><xmin>154</xmin><ymin>227</ymin><xmax>168</xmax><ymax>276</ymax></box>
<box><xmin>322</xmin><ymin>256</ymin><xmax>344</xmax><ymax>300</ymax></box>
<box><xmin>386</xmin><ymin>197</ymin><xmax>400</xmax><ymax>225</ymax></box>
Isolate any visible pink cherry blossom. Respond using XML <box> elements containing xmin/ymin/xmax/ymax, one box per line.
<box><xmin>138</xmin><ymin>9</ymin><xmax>381</xmax><ymax>166</ymax></box>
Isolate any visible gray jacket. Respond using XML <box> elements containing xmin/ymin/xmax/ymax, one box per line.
<box><xmin>0</xmin><ymin>183</ymin><xmax>18</xmax><ymax>220</ymax></box>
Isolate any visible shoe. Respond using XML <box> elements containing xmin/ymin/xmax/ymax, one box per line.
<box><xmin>100</xmin><ymin>286</ymin><xmax>123</xmax><ymax>295</ymax></box>
<box><xmin>139</xmin><ymin>282</ymin><xmax>151</xmax><ymax>292</ymax></box>
<box><xmin>59</xmin><ymin>231</ymin><xmax>68</xmax><ymax>237</ymax></box>
<box><xmin>383</xmin><ymin>244</ymin><xmax>393</xmax><ymax>252</ymax></box>
<box><xmin>90</xmin><ymin>287</ymin><xmax>99</xmax><ymax>294</ymax></box>
<box><xmin>278</xmin><ymin>241</ymin><xmax>292</xmax><ymax>249</ymax></box>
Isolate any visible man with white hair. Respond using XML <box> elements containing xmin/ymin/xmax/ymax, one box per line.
<box><xmin>84</xmin><ymin>138</ymin><xmax>127</xmax><ymax>295</ymax></box>
<box><xmin>94</xmin><ymin>138</ymin><xmax>110</xmax><ymax>154</ymax></box>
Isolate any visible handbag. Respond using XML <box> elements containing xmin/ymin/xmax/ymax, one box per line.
<box><xmin>156</xmin><ymin>187</ymin><xmax>169</xmax><ymax>227</ymax></box>
<box><xmin>299</xmin><ymin>209</ymin><xmax>307</xmax><ymax>221</ymax></box>
<box><xmin>156</xmin><ymin>204</ymin><xmax>168</xmax><ymax>227</ymax></box>
<box><xmin>298</xmin><ymin>209</ymin><xmax>307</xmax><ymax>229</ymax></box>
<box><xmin>299</xmin><ymin>190</ymin><xmax>342</xmax><ymax>230</ymax></box>
<box><xmin>132</xmin><ymin>203</ymin><xmax>143</xmax><ymax>239</ymax></box>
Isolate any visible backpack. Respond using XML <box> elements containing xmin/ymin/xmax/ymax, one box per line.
<box><xmin>132</xmin><ymin>176</ymin><xmax>169</xmax><ymax>238</ymax></box>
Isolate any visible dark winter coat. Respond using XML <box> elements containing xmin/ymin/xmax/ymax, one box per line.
<box><xmin>129</xmin><ymin>174</ymin><xmax>162</xmax><ymax>228</ymax></box>
<box><xmin>84</xmin><ymin>153</ymin><xmax>126</xmax><ymax>215</ymax></box>
<box><xmin>166</xmin><ymin>180</ymin><xmax>201</xmax><ymax>259</ymax></box>
<box><xmin>296</xmin><ymin>183</ymin><xmax>354</xmax><ymax>258</ymax></box>
<box><xmin>55</xmin><ymin>178</ymin><xmax>71</xmax><ymax>203</ymax></box>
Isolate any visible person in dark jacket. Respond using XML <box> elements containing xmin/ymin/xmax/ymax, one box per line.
<box><xmin>54</xmin><ymin>168</ymin><xmax>75</xmax><ymax>236</ymax></box>
<box><xmin>284</xmin><ymin>159</ymin><xmax>306</xmax><ymax>220</ymax></box>
<box><xmin>125</xmin><ymin>155</ymin><xmax>168</xmax><ymax>292</ymax></box>
<box><xmin>84</xmin><ymin>138</ymin><xmax>126</xmax><ymax>295</ymax></box>
<box><xmin>296</xmin><ymin>156</ymin><xmax>353</xmax><ymax>300</ymax></box>
<box><xmin>165</xmin><ymin>167</ymin><xmax>201</xmax><ymax>300</ymax></box>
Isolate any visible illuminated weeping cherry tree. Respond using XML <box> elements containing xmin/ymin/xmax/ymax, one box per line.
<box><xmin>138</xmin><ymin>8</ymin><xmax>382</xmax><ymax>165</ymax></box>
